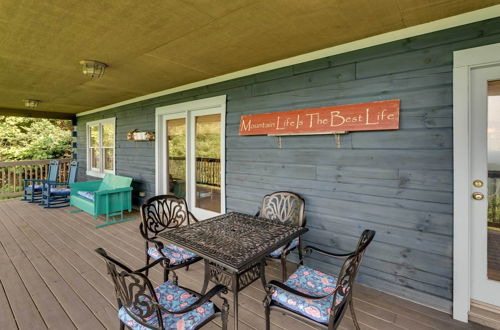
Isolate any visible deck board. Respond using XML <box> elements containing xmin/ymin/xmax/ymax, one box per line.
<box><xmin>0</xmin><ymin>278</ymin><xmax>18</xmax><ymax>330</ymax></box>
<box><xmin>0</xmin><ymin>211</ymin><xmax>76</xmax><ymax>330</ymax></box>
<box><xmin>0</xmin><ymin>199</ymin><xmax>490</xmax><ymax>330</ymax></box>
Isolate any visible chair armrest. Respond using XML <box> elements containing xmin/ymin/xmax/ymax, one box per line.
<box><xmin>95</xmin><ymin>187</ymin><xmax>133</xmax><ymax>195</ymax></box>
<box><xmin>266</xmin><ymin>280</ymin><xmax>333</xmax><ymax>301</ymax></box>
<box><xmin>159</xmin><ymin>285</ymin><xmax>228</xmax><ymax>314</ymax></box>
<box><xmin>141</xmin><ymin>235</ymin><xmax>165</xmax><ymax>252</ymax></box>
<box><xmin>134</xmin><ymin>257</ymin><xmax>167</xmax><ymax>273</ymax></box>
<box><xmin>24</xmin><ymin>178</ymin><xmax>47</xmax><ymax>186</ymax></box>
<box><xmin>304</xmin><ymin>245</ymin><xmax>354</xmax><ymax>259</ymax></box>
<box><xmin>70</xmin><ymin>180</ymin><xmax>101</xmax><ymax>191</ymax></box>
<box><xmin>24</xmin><ymin>178</ymin><xmax>46</xmax><ymax>183</ymax></box>
<box><xmin>139</xmin><ymin>223</ymin><xmax>166</xmax><ymax>256</ymax></box>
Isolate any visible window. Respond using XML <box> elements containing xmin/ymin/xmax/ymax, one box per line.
<box><xmin>86</xmin><ymin>118</ymin><xmax>115</xmax><ymax>177</ymax></box>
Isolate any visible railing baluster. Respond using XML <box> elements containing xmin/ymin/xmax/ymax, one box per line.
<box><xmin>13</xmin><ymin>166</ymin><xmax>17</xmax><ymax>193</ymax></box>
<box><xmin>7</xmin><ymin>167</ymin><xmax>11</xmax><ymax>193</ymax></box>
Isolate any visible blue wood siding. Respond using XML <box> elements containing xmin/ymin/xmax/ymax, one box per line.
<box><xmin>77</xmin><ymin>17</ymin><xmax>500</xmax><ymax>312</ymax></box>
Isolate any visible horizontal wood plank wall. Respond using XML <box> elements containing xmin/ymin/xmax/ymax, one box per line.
<box><xmin>76</xmin><ymin>17</ymin><xmax>500</xmax><ymax>313</ymax></box>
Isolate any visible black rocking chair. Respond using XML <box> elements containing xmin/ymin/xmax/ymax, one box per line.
<box><xmin>95</xmin><ymin>248</ymin><xmax>228</xmax><ymax>330</ymax></box>
<box><xmin>256</xmin><ymin>191</ymin><xmax>306</xmax><ymax>282</ymax></box>
<box><xmin>264</xmin><ymin>229</ymin><xmax>376</xmax><ymax>330</ymax></box>
<box><xmin>140</xmin><ymin>195</ymin><xmax>202</xmax><ymax>284</ymax></box>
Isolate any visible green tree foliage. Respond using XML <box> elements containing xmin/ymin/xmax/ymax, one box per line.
<box><xmin>0</xmin><ymin>116</ymin><xmax>72</xmax><ymax>161</ymax></box>
<box><xmin>167</xmin><ymin>115</ymin><xmax>220</xmax><ymax>159</ymax></box>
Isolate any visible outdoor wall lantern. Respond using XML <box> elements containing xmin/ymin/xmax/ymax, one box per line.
<box><xmin>79</xmin><ymin>60</ymin><xmax>107</xmax><ymax>78</ymax></box>
<box><xmin>23</xmin><ymin>99</ymin><xmax>40</xmax><ymax>109</ymax></box>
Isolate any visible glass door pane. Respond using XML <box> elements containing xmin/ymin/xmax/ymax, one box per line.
<box><xmin>194</xmin><ymin>114</ymin><xmax>221</xmax><ymax>213</ymax></box>
<box><xmin>167</xmin><ymin>118</ymin><xmax>186</xmax><ymax>199</ymax></box>
<box><xmin>488</xmin><ymin>79</ymin><xmax>500</xmax><ymax>281</ymax></box>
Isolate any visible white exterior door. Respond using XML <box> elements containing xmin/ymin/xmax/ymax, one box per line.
<box><xmin>155</xmin><ymin>96</ymin><xmax>226</xmax><ymax>220</ymax></box>
<box><xmin>470</xmin><ymin>64</ymin><xmax>500</xmax><ymax>308</ymax></box>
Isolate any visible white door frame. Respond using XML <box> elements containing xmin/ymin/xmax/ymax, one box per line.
<box><xmin>155</xmin><ymin>95</ymin><xmax>226</xmax><ymax>214</ymax></box>
<box><xmin>453</xmin><ymin>42</ymin><xmax>500</xmax><ymax>322</ymax></box>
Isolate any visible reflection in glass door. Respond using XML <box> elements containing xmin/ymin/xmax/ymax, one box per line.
<box><xmin>488</xmin><ymin>80</ymin><xmax>500</xmax><ymax>281</ymax></box>
<box><xmin>194</xmin><ymin>114</ymin><xmax>221</xmax><ymax>213</ymax></box>
<box><xmin>167</xmin><ymin>118</ymin><xmax>186</xmax><ymax>199</ymax></box>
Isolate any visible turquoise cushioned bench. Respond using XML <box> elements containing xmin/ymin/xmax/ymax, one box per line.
<box><xmin>70</xmin><ymin>174</ymin><xmax>135</xmax><ymax>228</ymax></box>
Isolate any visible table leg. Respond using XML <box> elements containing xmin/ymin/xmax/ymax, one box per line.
<box><xmin>260</xmin><ymin>260</ymin><xmax>267</xmax><ymax>290</ymax></box>
<box><xmin>232</xmin><ymin>273</ymin><xmax>239</xmax><ymax>330</ymax></box>
<box><xmin>201</xmin><ymin>260</ymin><xmax>210</xmax><ymax>294</ymax></box>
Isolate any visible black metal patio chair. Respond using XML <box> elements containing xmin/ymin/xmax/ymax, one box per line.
<box><xmin>95</xmin><ymin>248</ymin><xmax>228</xmax><ymax>330</ymax></box>
<box><xmin>140</xmin><ymin>195</ymin><xmax>202</xmax><ymax>284</ymax></box>
<box><xmin>256</xmin><ymin>191</ymin><xmax>306</xmax><ymax>282</ymax></box>
<box><xmin>264</xmin><ymin>229</ymin><xmax>376</xmax><ymax>330</ymax></box>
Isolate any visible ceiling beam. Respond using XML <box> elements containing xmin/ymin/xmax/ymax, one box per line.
<box><xmin>0</xmin><ymin>108</ymin><xmax>75</xmax><ymax>120</ymax></box>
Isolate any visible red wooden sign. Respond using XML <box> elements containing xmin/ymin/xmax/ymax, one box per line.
<box><xmin>239</xmin><ymin>99</ymin><xmax>400</xmax><ymax>136</ymax></box>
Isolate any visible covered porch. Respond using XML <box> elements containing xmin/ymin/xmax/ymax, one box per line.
<box><xmin>0</xmin><ymin>199</ymin><xmax>482</xmax><ymax>330</ymax></box>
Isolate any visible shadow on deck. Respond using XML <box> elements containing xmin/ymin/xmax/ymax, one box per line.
<box><xmin>0</xmin><ymin>199</ymin><xmax>489</xmax><ymax>330</ymax></box>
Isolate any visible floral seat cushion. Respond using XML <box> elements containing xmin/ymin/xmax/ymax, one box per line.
<box><xmin>271</xmin><ymin>265</ymin><xmax>342</xmax><ymax>324</ymax></box>
<box><xmin>76</xmin><ymin>190</ymin><xmax>95</xmax><ymax>201</ymax></box>
<box><xmin>148</xmin><ymin>244</ymin><xmax>198</xmax><ymax>265</ymax></box>
<box><xmin>118</xmin><ymin>281</ymin><xmax>214</xmax><ymax>330</ymax></box>
<box><xmin>269</xmin><ymin>237</ymin><xmax>299</xmax><ymax>258</ymax></box>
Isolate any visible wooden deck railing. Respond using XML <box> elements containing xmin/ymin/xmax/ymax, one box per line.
<box><xmin>0</xmin><ymin>159</ymin><xmax>72</xmax><ymax>199</ymax></box>
<box><xmin>169</xmin><ymin>157</ymin><xmax>221</xmax><ymax>187</ymax></box>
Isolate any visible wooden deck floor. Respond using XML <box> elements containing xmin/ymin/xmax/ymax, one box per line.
<box><xmin>0</xmin><ymin>199</ymin><xmax>489</xmax><ymax>330</ymax></box>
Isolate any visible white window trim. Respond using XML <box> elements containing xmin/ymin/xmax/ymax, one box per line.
<box><xmin>155</xmin><ymin>95</ymin><xmax>226</xmax><ymax>216</ymax></box>
<box><xmin>86</xmin><ymin>117</ymin><xmax>116</xmax><ymax>178</ymax></box>
<box><xmin>453</xmin><ymin>42</ymin><xmax>500</xmax><ymax>322</ymax></box>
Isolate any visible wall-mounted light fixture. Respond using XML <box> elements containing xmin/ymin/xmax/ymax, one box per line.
<box><xmin>79</xmin><ymin>60</ymin><xmax>107</xmax><ymax>78</ymax></box>
<box><xmin>23</xmin><ymin>99</ymin><xmax>40</xmax><ymax>109</ymax></box>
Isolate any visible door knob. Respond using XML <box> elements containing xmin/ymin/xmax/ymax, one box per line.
<box><xmin>473</xmin><ymin>180</ymin><xmax>484</xmax><ymax>188</ymax></box>
<box><xmin>472</xmin><ymin>192</ymin><xmax>484</xmax><ymax>200</ymax></box>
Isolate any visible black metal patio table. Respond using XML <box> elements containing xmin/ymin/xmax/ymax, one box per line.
<box><xmin>158</xmin><ymin>211</ymin><xmax>308</xmax><ymax>329</ymax></box>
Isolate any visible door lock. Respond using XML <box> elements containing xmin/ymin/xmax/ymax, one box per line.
<box><xmin>472</xmin><ymin>192</ymin><xmax>484</xmax><ymax>200</ymax></box>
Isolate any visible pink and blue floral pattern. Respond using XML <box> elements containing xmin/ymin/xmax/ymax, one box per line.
<box><xmin>118</xmin><ymin>280</ymin><xmax>215</xmax><ymax>330</ymax></box>
<box><xmin>269</xmin><ymin>237</ymin><xmax>299</xmax><ymax>258</ymax></box>
<box><xmin>148</xmin><ymin>244</ymin><xmax>198</xmax><ymax>265</ymax></box>
<box><xmin>271</xmin><ymin>265</ymin><xmax>343</xmax><ymax>324</ymax></box>
<box><xmin>77</xmin><ymin>190</ymin><xmax>95</xmax><ymax>201</ymax></box>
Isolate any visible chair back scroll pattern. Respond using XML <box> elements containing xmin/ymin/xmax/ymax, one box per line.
<box><xmin>260</xmin><ymin>192</ymin><xmax>305</xmax><ymax>227</ymax></box>
<box><xmin>329</xmin><ymin>230</ymin><xmax>375</xmax><ymax>327</ymax></box>
<box><xmin>141</xmin><ymin>195</ymin><xmax>197</xmax><ymax>238</ymax></box>
<box><xmin>96</xmin><ymin>249</ymin><xmax>164</xmax><ymax>330</ymax></box>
